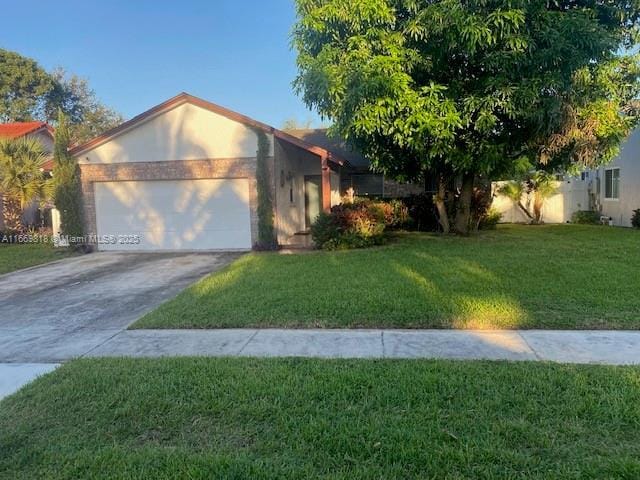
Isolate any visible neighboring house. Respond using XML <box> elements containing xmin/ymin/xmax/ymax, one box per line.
<box><xmin>0</xmin><ymin>121</ymin><xmax>55</xmax><ymax>231</ymax></box>
<box><xmin>493</xmin><ymin>129</ymin><xmax>640</xmax><ymax>226</ymax></box>
<box><xmin>588</xmin><ymin>129</ymin><xmax>640</xmax><ymax>227</ymax></box>
<box><xmin>71</xmin><ymin>93</ymin><xmax>422</xmax><ymax>252</ymax></box>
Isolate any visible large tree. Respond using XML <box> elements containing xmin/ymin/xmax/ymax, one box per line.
<box><xmin>45</xmin><ymin>69</ymin><xmax>123</xmax><ymax>144</ymax></box>
<box><xmin>0</xmin><ymin>49</ymin><xmax>52</xmax><ymax>122</ymax></box>
<box><xmin>0</xmin><ymin>49</ymin><xmax>122</xmax><ymax>143</ymax></box>
<box><xmin>293</xmin><ymin>0</ymin><xmax>640</xmax><ymax>234</ymax></box>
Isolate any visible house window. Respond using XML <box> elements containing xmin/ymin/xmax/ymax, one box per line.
<box><xmin>344</xmin><ymin>174</ymin><xmax>384</xmax><ymax>196</ymax></box>
<box><xmin>604</xmin><ymin>168</ymin><xmax>620</xmax><ymax>200</ymax></box>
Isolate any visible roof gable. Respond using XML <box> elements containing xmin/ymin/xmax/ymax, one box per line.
<box><xmin>70</xmin><ymin>93</ymin><xmax>344</xmax><ymax>165</ymax></box>
<box><xmin>77</xmin><ymin>101</ymin><xmax>274</xmax><ymax>164</ymax></box>
<box><xmin>0</xmin><ymin>121</ymin><xmax>53</xmax><ymax>139</ymax></box>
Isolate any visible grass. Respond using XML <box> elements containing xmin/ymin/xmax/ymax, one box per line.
<box><xmin>0</xmin><ymin>242</ymin><xmax>74</xmax><ymax>275</ymax></box>
<box><xmin>1</xmin><ymin>357</ymin><xmax>639</xmax><ymax>479</ymax></box>
<box><xmin>134</xmin><ymin>224</ymin><xmax>640</xmax><ymax>330</ymax></box>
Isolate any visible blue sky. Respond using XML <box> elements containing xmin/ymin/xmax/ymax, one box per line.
<box><xmin>2</xmin><ymin>0</ymin><xmax>322</xmax><ymax>128</ymax></box>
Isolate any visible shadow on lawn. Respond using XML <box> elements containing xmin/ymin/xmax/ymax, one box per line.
<box><xmin>138</xmin><ymin>225</ymin><xmax>640</xmax><ymax>330</ymax></box>
<box><xmin>392</xmin><ymin>259</ymin><xmax>529</xmax><ymax>329</ymax></box>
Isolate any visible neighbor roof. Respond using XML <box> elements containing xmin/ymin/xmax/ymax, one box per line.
<box><xmin>69</xmin><ymin>93</ymin><xmax>345</xmax><ymax>166</ymax></box>
<box><xmin>0</xmin><ymin>122</ymin><xmax>55</xmax><ymax>171</ymax></box>
<box><xmin>285</xmin><ymin>129</ymin><xmax>369</xmax><ymax>168</ymax></box>
<box><xmin>0</xmin><ymin>121</ymin><xmax>53</xmax><ymax>139</ymax></box>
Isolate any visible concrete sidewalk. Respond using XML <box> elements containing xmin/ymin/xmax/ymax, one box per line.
<box><xmin>3</xmin><ymin>329</ymin><xmax>639</xmax><ymax>401</ymax></box>
<box><xmin>0</xmin><ymin>363</ymin><xmax>59</xmax><ymax>400</ymax></box>
<box><xmin>86</xmin><ymin>329</ymin><xmax>640</xmax><ymax>365</ymax></box>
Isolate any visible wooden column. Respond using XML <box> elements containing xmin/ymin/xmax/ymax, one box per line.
<box><xmin>321</xmin><ymin>154</ymin><xmax>332</xmax><ymax>213</ymax></box>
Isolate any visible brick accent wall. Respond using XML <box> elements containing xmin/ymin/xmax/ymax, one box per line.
<box><xmin>79</xmin><ymin>157</ymin><xmax>274</xmax><ymax>246</ymax></box>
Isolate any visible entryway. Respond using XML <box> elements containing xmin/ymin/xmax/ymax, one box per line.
<box><xmin>304</xmin><ymin>175</ymin><xmax>322</xmax><ymax>229</ymax></box>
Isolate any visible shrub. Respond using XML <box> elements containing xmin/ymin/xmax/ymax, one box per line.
<box><xmin>311</xmin><ymin>198</ymin><xmax>387</xmax><ymax>250</ymax></box>
<box><xmin>401</xmin><ymin>193</ymin><xmax>439</xmax><ymax>231</ymax></box>
<box><xmin>310</xmin><ymin>211</ymin><xmax>341</xmax><ymax>247</ymax></box>
<box><xmin>53</xmin><ymin>110</ymin><xmax>84</xmax><ymax>239</ymax></box>
<box><xmin>470</xmin><ymin>185</ymin><xmax>494</xmax><ymax>231</ymax></box>
<box><xmin>632</xmin><ymin>209</ymin><xmax>640</xmax><ymax>229</ymax></box>
<box><xmin>572</xmin><ymin>210</ymin><xmax>600</xmax><ymax>225</ymax></box>
<box><xmin>479</xmin><ymin>208</ymin><xmax>502</xmax><ymax>230</ymax></box>
<box><xmin>254</xmin><ymin>130</ymin><xmax>276</xmax><ymax>249</ymax></box>
<box><xmin>387</xmin><ymin>199</ymin><xmax>410</xmax><ymax>228</ymax></box>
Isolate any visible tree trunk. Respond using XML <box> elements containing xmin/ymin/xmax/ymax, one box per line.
<box><xmin>517</xmin><ymin>201</ymin><xmax>534</xmax><ymax>222</ymax></box>
<box><xmin>533</xmin><ymin>192</ymin><xmax>543</xmax><ymax>223</ymax></box>
<box><xmin>2</xmin><ymin>196</ymin><xmax>23</xmax><ymax>233</ymax></box>
<box><xmin>453</xmin><ymin>172</ymin><xmax>474</xmax><ymax>235</ymax></box>
<box><xmin>433</xmin><ymin>172</ymin><xmax>450</xmax><ymax>234</ymax></box>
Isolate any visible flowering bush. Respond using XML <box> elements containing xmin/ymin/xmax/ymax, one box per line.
<box><xmin>311</xmin><ymin>198</ymin><xmax>391</xmax><ymax>249</ymax></box>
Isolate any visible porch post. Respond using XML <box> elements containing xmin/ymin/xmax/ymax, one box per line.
<box><xmin>321</xmin><ymin>154</ymin><xmax>331</xmax><ymax>213</ymax></box>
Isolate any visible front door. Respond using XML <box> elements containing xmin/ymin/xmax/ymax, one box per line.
<box><xmin>304</xmin><ymin>175</ymin><xmax>322</xmax><ymax>229</ymax></box>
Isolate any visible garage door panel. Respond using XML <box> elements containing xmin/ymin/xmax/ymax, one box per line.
<box><xmin>94</xmin><ymin>179</ymin><xmax>251</xmax><ymax>251</ymax></box>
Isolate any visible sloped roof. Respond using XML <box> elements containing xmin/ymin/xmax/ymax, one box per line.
<box><xmin>0</xmin><ymin>121</ymin><xmax>53</xmax><ymax>139</ymax></box>
<box><xmin>0</xmin><ymin>122</ymin><xmax>54</xmax><ymax>171</ymax></box>
<box><xmin>69</xmin><ymin>93</ymin><xmax>344</xmax><ymax>166</ymax></box>
<box><xmin>284</xmin><ymin>129</ymin><xmax>369</xmax><ymax>168</ymax></box>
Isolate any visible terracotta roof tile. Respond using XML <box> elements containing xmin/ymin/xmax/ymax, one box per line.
<box><xmin>0</xmin><ymin>121</ymin><xmax>50</xmax><ymax>138</ymax></box>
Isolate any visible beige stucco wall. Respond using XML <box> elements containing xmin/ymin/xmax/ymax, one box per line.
<box><xmin>274</xmin><ymin>139</ymin><xmax>341</xmax><ymax>244</ymax></box>
<box><xmin>593</xmin><ymin>129</ymin><xmax>640</xmax><ymax>227</ymax></box>
<box><xmin>75</xmin><ymin>102</ymin><xmax>281</xmax><ymax>247</ymax></box>
<box><xmin>77</xmin><ymin>102</ymin><xmax>274</xmax><ymax>165</ymax></box>
<box><xmin>330</xmin><ymin>171</ymin><xmax>341</xmax><ymax>206</ymax></box>
<box><xmin>496</xmin><ymin>128</ymin><xmax>640</xmax><ymax>227</ymax></box>
<box><xmin>27</xmin><ymin>130</ymin><xmax>54</xmax><ymax>154</ymax></box>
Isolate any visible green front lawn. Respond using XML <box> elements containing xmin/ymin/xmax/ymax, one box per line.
<box><xmin>1</xmin><ymin>358</ymin><xmax>639</xmax><ymax>479</ymax></box>
<box><xmin>0</xmin><ymin>242</ymin><xmax>74</xmax><ymax>275</ymax></box>
<box><xmin>134</xmin><ymin>224</ymin><xmax>640</xmax><ymax>330</ymax></box>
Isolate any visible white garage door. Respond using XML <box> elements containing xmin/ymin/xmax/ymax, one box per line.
<box><xmin>94</xmin><ymin>179</ymin><xmax>251</xmax><ymax>251</ymax></box>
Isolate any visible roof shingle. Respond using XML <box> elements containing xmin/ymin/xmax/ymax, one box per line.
<box><xmin>284</xmin><ymin>128</ymin><xmax>369</xmax><ymax>168</ymax></box>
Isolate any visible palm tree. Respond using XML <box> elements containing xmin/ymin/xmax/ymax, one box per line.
<box><xmin>498</xmin><ymin>180</ymin><xmax>533</xmax><ymax>222</ymax></box>
<box><xmin>498</xmin><ymin>171</ymin><xmax>558</xmax><ymax>224</ymax></box>
<box><xmin>528</xmin><ymin>171</ymin><xmax>557</xmax><ymax>224</ymax></box>
<box><xmin>0</xmin><ymin>137</ymin><xmax>53</xmax><ymax>232</ymax></box>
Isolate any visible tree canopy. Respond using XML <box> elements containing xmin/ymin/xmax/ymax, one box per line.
<box><xmin>293</xmin><ymin>0</ymin><xmax>640</xmax><ymax>233</ymax></box>
<box><xmin>0</xmin><ymin>49</ymin><xmax>123</xmax><ymax>143</ymax></box>
<box><xmin>0</xmin><ymin>49</ymin><xmax>52</xmax><ymax>123</ymax></box>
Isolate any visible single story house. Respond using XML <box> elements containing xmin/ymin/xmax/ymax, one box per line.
<box><xmin>0</xmin><ymin>121</ymin><xmax>55</xmax><ymax>231</ymax></box>
<box><xmin>71</xmin><ymin>93</ymin><xmax>422</xmax><ymax>251</ymax></box>
<box><xmin>493</xmin><ymin>128</ymin><xmax>640</xmax><ymax>226</ymax></box>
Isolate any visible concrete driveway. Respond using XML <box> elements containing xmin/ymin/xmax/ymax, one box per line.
<box><xmin>0</xmin><ymin>252</ymin><xmax>240</xmax><ymax>363</ymax></box>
